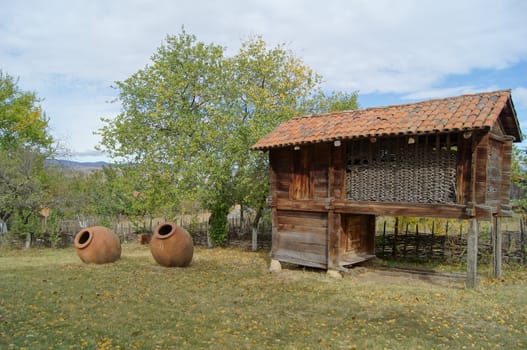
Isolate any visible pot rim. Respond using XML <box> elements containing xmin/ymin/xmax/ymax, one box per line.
<box><xmin>74</xmin><ymin>229</ymin><xmax>93</xmax><ymax>249</ymax></box>
<box><xmin>153</xmin><ymin>222</ymin><xmax>177</xmax><ymax>240</ymax></box>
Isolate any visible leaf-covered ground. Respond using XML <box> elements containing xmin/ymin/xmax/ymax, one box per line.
<box><xmin>0</xmin><ymin>244</ymin><xmax>526</xmax><ymax>349</ymax></box>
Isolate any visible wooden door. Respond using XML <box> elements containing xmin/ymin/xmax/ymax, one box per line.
<box><xmin>340</xmin><ymin>214</ymin><xmax>375</xmax><ymax>255</ymax></box>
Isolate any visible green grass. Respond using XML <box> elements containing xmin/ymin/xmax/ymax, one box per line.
<box><xmin>0</xmin><ymin>244</ymin><xmax>526</xmax><ymax>349</ymax></box>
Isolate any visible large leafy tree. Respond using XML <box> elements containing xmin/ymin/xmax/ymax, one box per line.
<box><xmin>100</xmin><ymin>31</ymin><xmax>226</xmax><ymax>210</ymax></box>
<box><xmin>511</xmin><ymin>146</ymin><xmax>527</xmax><ymax>210</ymax></box>
<box><xmin>0</xmin><ymin>71</ymin><xmax>52</xmax><ymax>150</ymax></box>
<box><xmin>99</xmin><ymin>31</ymin><xmax>358</xmax><ymax>244</ymax></box>
<box><xmin>0</xmin><ymin>71</ymin><xmax>54</xmax><ymax>243</ymax></box>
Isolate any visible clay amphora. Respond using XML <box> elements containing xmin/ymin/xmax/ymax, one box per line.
<box><xmin>150</xmin><ymin>222</ymin><xmax>193</xmax><ymax>267</ymax></box>
<box><xmin>74</xmin><ymin>226</ymin><xmax>121</xmax><ymax>264</ymax></box>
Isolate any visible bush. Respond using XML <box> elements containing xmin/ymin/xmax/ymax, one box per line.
<box><xmin>208</xmin><ymin>204</ymin><xmax>229</xmax><ymax>246</ymax></box>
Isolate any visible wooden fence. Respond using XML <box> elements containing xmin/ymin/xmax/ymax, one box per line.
<box><xmin>45</xmin><ymin>213</ymin><xmax>272</xmax><ymax>249</ymax></box>
<box><xmin>375</xmin><ymin>217</ymin><xmax>527</xmax><ymax>264</ymax></box>
<box><xmin>1</xmin><ymin>213</ymin><xmax>524</xmax><ymax>264</ymax></box>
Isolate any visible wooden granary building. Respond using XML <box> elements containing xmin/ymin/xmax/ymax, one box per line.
<box><xmin>253</xmin><ymin>90</ymin><xmax>522</xmax><ymax>283</ymax></box>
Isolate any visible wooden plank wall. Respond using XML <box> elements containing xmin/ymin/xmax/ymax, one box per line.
<box><xmin>312</xmin><ymin>144</ymin><xmax>330</xmax><ymax>199</ymax></box>
<box><xmin>269</xmin><ymin>144</ymin><xmax>331</xmax><ymax>268</ymax></box>
<box><xmin>285</xmin><ymin>143</ymin><xmax>330</xmax><ymax>200</ymax></box>
<box><xmin>487</xmin><ymin>137</ymin><xmax>503</xmax><ymax>207</ymax></box>
<box><xmin>273</xmin><ymin>210</ymin><xmax>328</xmax><ymax>268</ymax></box>
<box><xmin>270</xmin><ymin>148</ymin><xmax>291</xmax><ymax>200</ymax></box>
<box><xmin>290</xmin><ymin>147</ymin><xmax>311</xmax><ymax>199</ymax></box>
<box><xmin>331</xmin><ymin>146</ymin><xmax>345</xmax><ymax>199</ymax></box>
<box><xmin>474</xmin><ymin>133</ymin><xmax>489</xmax><ymax>205</ymax></box>
<box><xmin>500</xmin><ymin>139</ymin><xmax>513</xmax><ymax>214</ymax></box>
<box><xmin>456</xmin><ymin>134</ymin><xmax>473</xmax><ymax>205</ymax></box>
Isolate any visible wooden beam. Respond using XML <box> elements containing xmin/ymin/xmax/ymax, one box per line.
<box><xmin>492</xmin><ymin>216</ymin><xmax>502</xmax><ymax>279</ymax></box>
<box><xmin>275</xmin><ymin>198</ymin><xmax>328</xmax><ymax>212</ymax></box>
<box><xmin>333</xmin><ymin>200</ymin><xmax>469</xmax><ymax>219</ymax></box>
<box><xmin>466</xmin><ymin>218</ymin><xmax>478</xmax><ymax>288</ymax></box>
<box><xmin>273</xmin><ymin>198</ymin><xmax>503</xmax><ymax>220</ymax></box>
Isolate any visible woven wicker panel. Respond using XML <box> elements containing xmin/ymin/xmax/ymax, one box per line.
<box><xmin>346</xmin><ymin>136</ymin><xmax>457</xmax><ymax>203</ymax></box>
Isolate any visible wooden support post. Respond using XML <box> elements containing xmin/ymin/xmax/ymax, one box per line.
<box><xmin>491</xmin><ymin>216</ymin><xmax>502</xmax><ymax>279</ymax></box>
<box><xmin>466</xmin><ymin>218</ymin><xmax>478</xmax><ymax>288</ymax></box>
<box><xmin>327</xmin><ymin>210</ymin><xmax>339</xmax><ymax>270</ymax></box>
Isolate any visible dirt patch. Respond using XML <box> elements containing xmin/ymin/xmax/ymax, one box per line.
<box><xmin>271</xmin><ymin>263</ymin><xmax>465</xmax><ymax>288</ymax></box>
<box><xmin>343</xmin><ymin>266</ymin><xmax>465</xmax><ymax>288</ymax></box>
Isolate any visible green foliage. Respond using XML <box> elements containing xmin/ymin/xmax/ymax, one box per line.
<box><xmin>208</xmin><ymin>204</ymin><xmax>229</xmax><ymax>246</ymax></box>
<box><xmin>98</xmin><ymin>30</ymin><xmax>357</xmax><ymax>229</ymax></box>
<box><xmin>9</xmin><ymin>208</ymin><xmax>39</xmax><ymax>238</ymax></box>
<box><xmin>45</xmin><ymin>209</ymin><xmax>64</xmax><ymax>247</ymax></box>
<box><xmin>0</xmin><ymin>70</ymin><xmax>52</xmax><ymax>151</ymax></box>
<box><xmin>0</xmin><ymin>147</ymin><xmax>47</xmax><ymax>236</ymax></box>
<box><xmin>0</xmin><ymin>71</ymin><xmax>54</xmax><ymax>241</ymax></box>
<box><xmin>306</xmin><ymin>90</ymin><xmax>359</xmax><ymax>114</ymax></box>
<box><xmin>512</xmin><ymin>145</ymin><xmax>527</xmax><ymax>210</ymax></box>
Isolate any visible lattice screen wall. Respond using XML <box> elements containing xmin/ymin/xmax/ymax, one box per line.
<box><xmin>346</xmin><ymin>134</ymin><xmax>458</xmax><ymax>204</ymax></box>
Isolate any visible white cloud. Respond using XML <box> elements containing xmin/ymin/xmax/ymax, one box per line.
<box><xmin>513</xmin><ymin>87</ymin><xmax>527</xmax><ymax>110</ymax></box>
<box><xmin>402</xmin><ymin>85</ymin><xmax>500</xmax><ymax>101</ymax></box>
<box><xmin>3</xmin><ymin>0</ymin><xmax>527</xmax><ymax>92</ymax></box>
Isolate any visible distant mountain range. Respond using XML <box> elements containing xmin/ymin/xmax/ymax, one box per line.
<box><xmin>45</xmin><ymin>159</ymin><xmax>110</xmax><ymax>172</ymax></box>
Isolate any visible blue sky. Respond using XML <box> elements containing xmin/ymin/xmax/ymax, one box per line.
<box><xmin>1</xmin><ymin>0</ymin><xmax>526</xmax><ymax>161</ymax></box>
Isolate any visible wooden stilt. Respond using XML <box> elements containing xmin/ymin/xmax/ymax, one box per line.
<box><xmin>492</xmin><ymin>216</ymin><xmax>502</xmax><ymax>279</ymax></box>
<box><xmin>327</xmin><ymin>210</ymin><xmax>338</xmax><ymax>269</ymax></box>
<box><xmin>466</xmin><ymin>218</ymin><xmax>478</xmax><ymax>288</ymax></box>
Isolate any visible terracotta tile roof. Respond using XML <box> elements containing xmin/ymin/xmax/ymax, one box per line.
<box><xmin>252</xmin><ymin>89</ymin><xmax>522</xmax><ymax>150</ymax></box>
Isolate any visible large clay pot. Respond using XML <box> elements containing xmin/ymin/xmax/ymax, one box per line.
<box><xmin>74</xmin><ymin>226</ymin><xmax>121</xmax><ymax>264</ymax></box>
<box><xmin>150</xmin><ymin>222</ymin><xmax>193</xmax><ymax>267</ymax></box>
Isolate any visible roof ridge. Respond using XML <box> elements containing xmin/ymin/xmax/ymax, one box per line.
<box><xmin>292</xmin><ymin>89</ymin><xmax>511</xmax><ymax>120</ymax></box>
<box><xmin>292</xmin><ymin>109</ymin><xmax>358</xmax><ymax>120</ymax></box>
<box><xmin>357</xmin><ymin>89</ymin><xmax>511</xmax><ymax>112</ymax></box>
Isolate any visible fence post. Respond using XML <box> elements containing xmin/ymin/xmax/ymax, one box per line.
<box><xmin>391</xmin><ymin>218</ymin><xmax>397</xmax><ymax>258</ymax></box>
<box><xmin>466</xmin><ymin>218</ymin><xmax>479</xmax><ymax>288</ymax></box>
<box><xmin>443</xmin><ymin>221</ymin><xmax>448</xmax><ymax>259</ymax></box>
<box><xmin>382</xmin><ymin>221</ymin><xmax>386</xmax><ymax>257</ymax></box>
<box><xmin>402</xmin><ymin>223</ymin><xmax>408</xmax><ymax>258</ymax></box>
<box><xmin>252</xmin><ymin>224</ymin><xmax>258</xmax><ymax>252</ymax></box>
<box><xmin>429</xmin><ymin>221</ymin><xmax>435</xmax><ymax>259</ymax></box>
<box><xmin>415</xmin><ymin>223</ymin><xmax>419</xmax><ymax>258</ymax></box>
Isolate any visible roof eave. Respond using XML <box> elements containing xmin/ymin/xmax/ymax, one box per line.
<box><xmin>506</xmin><ymin>96</ymin><xmax>523</xmax><ymax>142</ymax></box>
<box><xmin>251</xmin><ymin>128</ymin><xmax>493</xmax><ymax>151</ymax></box>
